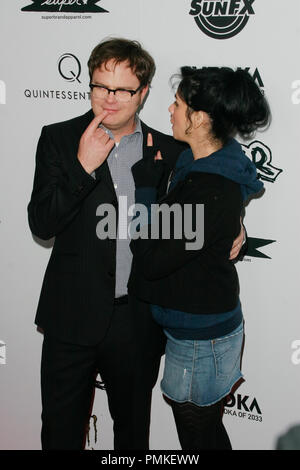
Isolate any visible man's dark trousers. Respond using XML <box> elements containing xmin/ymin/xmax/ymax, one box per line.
<box><xmin>41</xmin><ymin>295</ymin><xmax>164</xmax><ymax>450</ymax></box>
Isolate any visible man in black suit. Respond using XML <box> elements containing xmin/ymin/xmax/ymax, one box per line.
<box><xmin>28</xmin><ymin>38</ymin><xmax>243</xmax><ymax>450</ymax></box>
<box><xmin>28</xmin><ymin>38</ymin><xmax>188</xmax><ymax>450</ymax></box>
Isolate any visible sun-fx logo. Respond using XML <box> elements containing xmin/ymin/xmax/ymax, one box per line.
<box><xmin>189</xmin><ymin>0</ymin><xmax>255</xmax><ymax>39</ymax></box>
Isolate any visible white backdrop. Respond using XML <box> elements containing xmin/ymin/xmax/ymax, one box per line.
<box><xmin>1</xmin><ymin>0</ymin><xmax>300</xmax><ymax>450</ymax></box>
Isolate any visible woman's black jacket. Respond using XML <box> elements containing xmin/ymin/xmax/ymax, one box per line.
<box><xmin>128</xmin><ymin>170</ymin><xmax>243</xmax><ymax>315</ymax></box>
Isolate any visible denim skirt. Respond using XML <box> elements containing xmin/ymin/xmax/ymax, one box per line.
<box><xmin>161</xmin><ymin>322</ymin><xmax>244</xmax><ymax>407</ymax></box>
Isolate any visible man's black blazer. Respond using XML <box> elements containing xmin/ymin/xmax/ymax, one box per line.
<box><xmin>28</xmin><ymin>109</ymin><xmax>186</xmax><ymax>345</ymax></box>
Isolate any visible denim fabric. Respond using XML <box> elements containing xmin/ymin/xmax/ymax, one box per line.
<box><xmin>161</xmin><ymin>322</ymin><xmax>244</xmax><ymax>406</ymax></box>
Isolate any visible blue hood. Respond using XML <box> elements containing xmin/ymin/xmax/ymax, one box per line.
<box><xmin>170</xmin><ymin>138</ymin><xmax>263</xmax><ymax>201</ymax></box>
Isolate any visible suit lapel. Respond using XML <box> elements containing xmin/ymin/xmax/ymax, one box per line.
<box><xmin>95</xmin><ymin>159</ymin><xmax>117</xmax><ymax>201</ymax></box>
<box><xmin>141</xmin><ymin>121</ymin><xmax>149</xmax><ymax>157</ymax></box>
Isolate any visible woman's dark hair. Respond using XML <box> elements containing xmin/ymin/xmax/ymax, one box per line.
<box><xmin>88</xmin><ymin>38</ymin><xmax>155</xmax><ymax>87</ymax></box>
<box><xmin>176</xmin><ymin>66</ymin><xmax>271</xmax><ymax>143</ymax></box>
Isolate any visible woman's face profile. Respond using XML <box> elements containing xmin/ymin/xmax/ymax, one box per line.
<box><xmin>168</xmin><ymin>92</ymin><xmax>190</xmax><ymax>141</ymax></box>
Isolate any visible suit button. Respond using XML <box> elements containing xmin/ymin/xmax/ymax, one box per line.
<box><xmin>108</xmin><ymin>271</ymin><xmax>115</xmax><ymax>278</ymax></box>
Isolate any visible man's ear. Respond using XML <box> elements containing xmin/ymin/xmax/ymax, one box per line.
<box><xmin>140</xmin><ymin>84</ymin><xmax>149</xmax><ymax>104</ymax></box>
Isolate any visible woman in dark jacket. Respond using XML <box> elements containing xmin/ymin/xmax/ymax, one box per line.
<box><xmin>129</xmin><ymin>67</ymin><xmax>270</xmax><ymax>450</ymax></box>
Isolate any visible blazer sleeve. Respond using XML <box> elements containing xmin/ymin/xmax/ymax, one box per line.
<box><xmin>130</xmin><ymin>180</ymin><xmax>242</xmax><ymax>280</ymax></box>
<box><xmin>27</xmin><ymin>125</ymin><xmax>97</xmax><ymax>240</ymax></box>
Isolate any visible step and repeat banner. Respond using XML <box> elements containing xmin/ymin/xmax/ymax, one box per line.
<box><xmin>1</xmin><ymin>0</ymin><xmax>300</xmax><ymax>450</ymax></box>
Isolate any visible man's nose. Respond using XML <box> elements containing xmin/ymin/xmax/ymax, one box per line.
<box><xmin>106</xmin><ymin>90</ymin><xmax>117</xmax><ymax>102</ymax></box>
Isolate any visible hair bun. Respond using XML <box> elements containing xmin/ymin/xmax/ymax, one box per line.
<box><xmin>177</xmin><ymin>66</ymin><xmax>271</xmax><ymax>142</ymax></box>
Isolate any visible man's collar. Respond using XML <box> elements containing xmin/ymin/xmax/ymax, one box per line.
<box><xmin>133</xmin><ymin>115</ymin><xmax>142</xmax><ymax>135</ymax></box>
